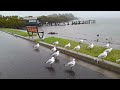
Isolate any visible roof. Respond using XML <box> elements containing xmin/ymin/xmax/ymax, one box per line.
<box><xmin>23</xmin><ymin>16</ymin><xmax>37</xmax><ymax>20</ymax></box>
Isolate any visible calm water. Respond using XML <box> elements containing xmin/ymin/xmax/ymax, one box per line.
<box><xmin>39</xmin><ymin>18</ymin><xmax>120</xmax><ymax>50</ymax></box>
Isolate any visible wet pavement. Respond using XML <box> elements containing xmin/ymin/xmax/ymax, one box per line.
<box><xmin>0</xmin><ymin>31</ymin><xmax>119</xmax><ymax>79</ymax></box>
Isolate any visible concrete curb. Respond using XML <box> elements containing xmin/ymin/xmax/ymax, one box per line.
<box><xmin>3</xmin><ymin>31</ymin><xmax>120</xmax><ymax>74</ymax></box>
<box><xmin>39</xmin><ymin>42</ymin><xmax>120</xmax><ymax>74</ymax></box>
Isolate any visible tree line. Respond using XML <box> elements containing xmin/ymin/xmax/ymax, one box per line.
<box><xmin>0</xmin><ymin>13</ymin><xmax>78</xmax><ymax>28</ymax></box>
<box><xmin>37</xmin><ymin>13</ymin><xmax>78</xmax><ymax>26</ymax></box>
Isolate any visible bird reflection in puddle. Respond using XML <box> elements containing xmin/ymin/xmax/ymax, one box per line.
<box><xmin>33</xmin><ymin>48</ymin><xmax>40</xmax><ymax>52</ymax></box>
<box><xmin>65</xmin><ymin>55</ymin><xmax>71</xmax><ymax>59</ymax></box>
<box><xmin>45</xmin><ymin>66</ymin><xmax>55</xmax><ymax>73</ymax></box>
<box><xmin>0</xmin><ymin>72</ymin><xmax>2</xmax><ymax>78</ymax></box>
<box><xmin>65</xmin><ymin>70</ymin><xmax>76</xmax><ymax>79</ymax></box>
<box><xmin>0</xmin><ymin>72</ymin><xmax>1</xmax><ymax>76</ymax></box>
<box><xmin>55</xmin><ymin>58</ymin><xmax>60</xmax><ymax>64</ymax></box>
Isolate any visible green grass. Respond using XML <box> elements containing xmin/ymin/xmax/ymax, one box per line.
<box><xmin>34</xmin><ymin>36</ymin><xmax>120</xmax><ymax>64</ymax></box>
<box><xmin>0</xmin><ymin>28</ymin><xmax>37</xmax><ymax>37</ymax></box>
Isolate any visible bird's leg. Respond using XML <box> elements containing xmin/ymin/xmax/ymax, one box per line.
<box><xmin>97</xmin><ymin>60</ymin><xmax>99</xmax><ymax>64</ymax></box>
<box><xmin>71</xmin><ymin>67</ymin><xmax>73</xmax><ymax>70</ymax></box>
<box><xmin>76</xmin><ymin>50</ymin><xmax>78</xmax><ymax>53</ymax></box>
<box><xmin>102</xmin><ymin>59</ymin><xmax>104</xmax><ymax>62</ymax></box>
<box><xmin>97</xmin><ymin>39</ymin><xmax>99</xmax><ymax>42</ymax></box>
<box><xmin>90</xmin><ymin>48</ymin><xmax>91</xmax><ymax>52</ymax></box>
<box><xmin>56</xmin><ymin>57</ymin><xmax>57</xmax><ymax>59</ymax></box>
<box><xmin>15</xmin><ymin>35</ymin><xmax>17</xmax><ymax>38</ymax></box>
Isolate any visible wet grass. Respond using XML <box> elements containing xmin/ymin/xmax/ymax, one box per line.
<box><xmin>0</xmin><ymin>28</ymin><xmax>37</xmax><ymax>37</ymax></box>
<box><xmin>34</xmin><ymin>36</ymin><xmax>120</xmax><ymax>64</ymax></box>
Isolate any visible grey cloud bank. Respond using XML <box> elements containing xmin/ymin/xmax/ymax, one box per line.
<box><xmin>0</xmin><ymin>11</ymin><xmax>120</xmax><ymax>18</ymax></box>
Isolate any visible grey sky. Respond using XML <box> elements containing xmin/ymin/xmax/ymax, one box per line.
<box><xmin>0</xmin><ymin>11</ymin><xmax>120</xmax><ymax>18</ymax></box>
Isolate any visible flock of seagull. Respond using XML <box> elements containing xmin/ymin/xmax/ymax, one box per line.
<box><xmin>33</xmin><ymin>41</ymin><xmax>76</xmax><ymax>69</ymax></box>
<box><xmin>33</xmin><ymin>39</ymin><xmax>120</xmax><ymax>69</ymax></box>
<box><xmin>7</xmin><ymin>32</ymin><xmax>120</xmax><ymax>64</ymax></box>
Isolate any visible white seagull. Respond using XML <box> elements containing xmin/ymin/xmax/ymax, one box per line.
<box><xmin>87</xmin><ymin>43</ymin><xmax>94</xmax><ymax>49</ymax></box>
<box><xmin>73</xmin><ymin>45</ymin><xmax>80</xmax><ymax>51</ymax></box>
<box><xmin>53</xmin><ymin>41</ymin><xmax>59</xmax><ymax>45</ymax></box>
<box><xmin>64</xmin><ymin>43</ymin><xmax>71</xmax><ymax>48</ymax></box>
<box><xmin>103</xmin><ymin>48</ymin><xmax>113</xmax><ymax>53</ymax></box>
<box><xmin>51</xmin><ymin>51</ymin><xmax>60</xmax><ymax>58</ymax></box>
<box><xmin>97</xmin><ymin>52</ymin><xmax>107</xmax><ymax>63</ymax></box>
<box><xmin>33</xmin><ymin>43</ymin><xmax>40</xmax><ymax>49</ymax></box>
<box><xmin>51</xmin><ymin>46</ymin><xmax>57</xmax><ymax>52</ymax></box>
<box><xmin>104</xmin><ymin>43</ymin><xmax>110</xmax><ymax>48</ymax></box>
<box><xmin>41</xmin><ymin>37</ymin><xmax>45</xmax><ymax>40</ymax></box>
<box><xmin>65</xmin><ymin>59</ymin><xmax>76</xmax><ymax>69</ymax></box>
<box><xmin>116</xmin><ymin>59</ymin><xmax>120</xmax><ymax>63</ymax></box>
<box><xmin>46</xmin><ymin>57</ymin><xmax>55</xmax><ymax>66</ymax></box>
<box><xmin>79</xmin><ymin>40</ymin><xmax>84</xmax><ymax>44</ymax></box>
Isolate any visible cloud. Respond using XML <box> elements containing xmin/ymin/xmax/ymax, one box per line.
<box><xmin>0</xmin><ymin>11</ymin><xmax>120</xmax><ymax>18</ymax></box>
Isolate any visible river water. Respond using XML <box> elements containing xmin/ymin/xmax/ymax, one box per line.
<box><xmin>39</xmin><ymin>18</ymin><xmax>120</xmax><ymax>50</ymax></box>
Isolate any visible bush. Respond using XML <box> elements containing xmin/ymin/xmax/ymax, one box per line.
<box><xmin>0</xmin><ymin>15</ymin><xmax>25</xmax><ymax>29</ymax></box>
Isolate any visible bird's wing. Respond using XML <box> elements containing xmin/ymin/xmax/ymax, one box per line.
<box><xmin>73</xmin><ymin>47</ymin><xmax>76</xmax><ymax>49</ymax></box>
<box><xmin>104</xmin><ymin>49</ymin><xmax>107</xmax><ymax>52</ymax></box>
<box><xmin>51</xmin><ymin>48</ymin><xmax>54</xmax><ymax>51</ymax></box>
<box><xmin>98</xmin><ymin>53</ymin><xmax>104</xmax><ymax>57</ymax></box>
<box><xmin>67</xmin><ymin>61</ymin><xmax>73</xmax><ymax>65</ymax></box>
<box><xmin>89</xmin><ymin>45</ymin><xmax>92</xmax><ymax>48</ymax></box>
<box><xmin>104</xmin><ymin>49</ymin><xmax>109</xmax><ymax>52</ymax></box>
<box><xmin>65</xmin><ymin>45</ymin><xmax>67</xmax><ymax>47</ymax></box>
<box><xmin>51</xmin><ymin>52</ymin><xmax>56</xmax><ymax>56</ymax></box>
<box><xmin>33</xmin><ymin>45</ymin><xmax>37</xmax><ymax>48</ymax></box>
<box><xmin>87</xmin><ymin>45</ymin><xmax>90</xmax><ymax>48</ymax></box>
<box><xmin>74</xmin><ymin>46</ymin><xmax>77</xmax><ymax>49</ymax></box>
<box><xmin>65</xmin><ymin>61</ymin><xmax>71</xmax><ymax>66</ymax></box>
<box><xmin>36</xmin><ymin>45</ymin><xmax>39</xmax><ymax>48</ymax></box>
<box><xmin>69</xmin><ymin>64</ymin><xmax>74</xmax><ymax>67</ymax></box>
<box><xmin>49</xmin><ymin>59</ymin><xmax>54</xmax><ymax>64</ymax></box>
<box><xmin>104</xmin><ymin>45</ymin><xmax>108</xmax><ymax>47</ymax></box>
<box><xmin>46</xmin><ymin>59</ymin><xmax>51</xmax><ymax>64</ymax></box>
<box><xmin>116</xmin><ymin>59</ymin><xmax>120</xmax><ymax>62</ymax></box>
<box><xmin>53</xmin><ymin>42</ymin><xmax>56</xmax><ymax>44</ymax></box>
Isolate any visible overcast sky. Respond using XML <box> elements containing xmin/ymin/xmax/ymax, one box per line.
<box><xmin>0</xmin><ymin>11</ymin><xmax>120</xmax><ymax>18</ymax></box>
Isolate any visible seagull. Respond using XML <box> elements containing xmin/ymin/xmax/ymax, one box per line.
<box><xmin>65</xmin><ymin>58</ymin><xmax>76</xmax><ymax>69</ymax></box>
<box><xmin>103</xmin><ymin>48</ymin><xmax>113</xmax><ymax>53</ymax></box>
<box><xmin>51</xmin><ymin>46</ymin><xmax>57</xmax><ymax>52</ymax></box>
<box><xmin>79</xmin><ymin>40</ymin><xmax>84</xmax><ymax>44</ymax></box>
<box><xmin>116</xmin><ymin>59</ymin><xmax>120</xmax><ymax>63</ymax></box>
<box><xmin>64</xmin><ymin>43</ymin><xmax>71</xmax><ymax>48</ymax></box>
<box><xmin>33</xmin><ymin>43</ymin><xmax>40</xmax><ymax>49</ymax></box>
<box><xmin>97</xmin><ymin>52</ymin><xmax>107</xmax><ymax>63</ymax></box>
<box><xmin>53</xmin><ymin>41</ymin><xmax>59</xmax><ymax>45</ymax></box>
<box><xmin>79</xmin><ymin>40</ymin><xmax>84</xmax><ymax>43</ymax></box>
<box><xmin>13</xmin><ymin>34</ymin><xmax>17</xmax><ymax>38</ymax></box>
<box><xmin>104</xmin><ymin>43</ymin><xmax>110</xmax><ymax>48</ymax></box>
<box><xmin>73</xmin><ymin>45</ymin><xmax>80</xmax><ymax>51</ymax></box>
<box><xmin>87</xmin><ymin>43</ymin><xmax>94</xmax><ymax>49</ymax></box>
<box><xmin>51</xmin><ymin>51</ymin><xmax>60</xmax><ymax>58</ymax></box>
<box><xmin>46</xmin><ymin>57</ymin><xmax>55</xmax><ymax>66</ymax></box>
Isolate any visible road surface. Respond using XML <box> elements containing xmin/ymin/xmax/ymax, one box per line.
<box><xmin>0</xmin><ymin>31</ymin><xmax>119</xmax><ymax>79</ymax></box>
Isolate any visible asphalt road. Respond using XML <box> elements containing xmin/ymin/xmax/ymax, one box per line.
<box><xmin>0</xmin><ymin>31</ymin><xmax>117</xmax><ymax>79</ymax></box>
